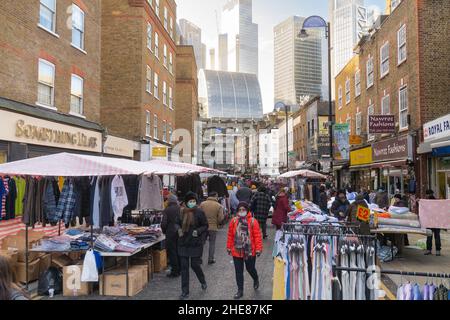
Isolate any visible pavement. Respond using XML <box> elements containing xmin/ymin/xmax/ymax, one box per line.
<box><xmin>380</xmin><ymin>231</ymin><xmax>450</xmax><ymax>298</ymax></box>
<box><xmin>47</xmin><ymin>220</ymin><xmax>276</xmax><ymax>301</ymax></box>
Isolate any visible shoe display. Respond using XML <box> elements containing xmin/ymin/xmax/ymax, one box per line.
<box><xmin>234</xmin><ymin>291</ymin><xmax>244</xmax><ymax>300</ymax></box>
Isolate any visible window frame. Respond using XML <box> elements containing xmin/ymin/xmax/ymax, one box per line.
<box><xmin>70</xmin><ymin>74</ymin><xmax>84</xmax><ymax>115</ymax></box>
<box><xmin>147</xmin><ymin>23</ymin><xmax>153</xmax><ymax>52</ymax></box>
<box><xmin>164</xmin><ymin>7</ymin><xmax>168</xmax><ymax>30</ymax></box>
<box><xmin>71</xmin><ymin>4</ymin><xmax>85</xmax><ymax>51</ymax></box>
<box><xmin>163</xmin><ymin>81</ymin><xmax>167</xmax><ymax>106</ymax></box>
<box><xmin>154</xmin><ymin>72</ymin><xmax>159</xmax><ymax>99</ymax></box>
<box><xmin>39</xmin><ymin>0</ymin><xmax>57</xmax><ymax>33</ymax></box>
<box><xmin>169</xmin><ymin>86</ymin><xmax>173</xmax><ymax>109</ymax></box>
<box><xmin>355</xmin><ymin>69</ymin><xmax>361</xmax><ymax>97</ymax></box>
<box><xmin>146</xmin><ymin>66</ymin><xmax>152</xmax><ymax>94</ymax></box>
<box><xmin>366</xmin><ymin>56</ymin><xmax>374</xmax><ymax>89</ymax></box>
<box><xmin>380</xmin><ymin>42</ymin><xmax>390</xmax><ymax>78</ymax></box>
<box><xmin>345</xmin><ymin>78</ymin><xmax>351</xmax><ymax>104</ymax></box>
<box><xmin>399</xmin><ymin>85</ymin><xmax>409</xmax><ymax>130</ymax></box>
<box><xmin>397</xmin><ymin>24</ymin><xmax>407</xmax><ymax>65</ymax></box>
<box><xmin>154</xmin><ymin>32</ymin><xmax>159</xmax><ymax>59</ymax></box>
<box><xmin>367</xmin><ymin>104</ymin><xmax>375</xmax><ymax>141</ymax></box>
<box><xmin>169</xmin><ymin>52</ymin><xmax>173</xmax><ymax>74</ymax></box>
<box><xmin>163</xmin><ymin>44</ymin><xmax>168</xmax><ymax>68</ymax></box>
<box><xmin>154</xmin><ymin>114</ymin><xmax>158</xmax><ymax>139</ymax></box>
<box><xmin>381</xmin><ymin>94</ymin><xmax>390</xmax><ymax>115</ymax></box>
<box><xmin>145</xmin><ymin>110</ymin><xmax>151</xmax><ymax>137</ymax></box>
<box><xmin>356</xmin><ymin>112</ymin><xmax>362</xmax><ymax>136</ymax></box>
<box><xmin>37</xmin><ymin>58</ymin><xmax>56</xmax><ymax>109</ymax></box>
<box><xmin>162</xmin><ymin>120</ymin><xmax>167</xmax><ymax>142</ymax></box>
<box><xmin>338</xmin><ymin>86</ymin><xmax>343</xmax><ymax>109</ymax></box>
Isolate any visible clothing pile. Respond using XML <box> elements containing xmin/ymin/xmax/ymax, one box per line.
<box><xmin>370</xmin><ymin>204</ymin><xmax>428</xmax><ymax>235</ymax></box>
<box><xmin>397</xmin><ymin>282</ymin><xmax>449</xmax><ymax>300</ymax></box>
<box><xmin>287</xmin><ymin>201</ymin><xmax>338</xmax><ymax>224</ymax></box>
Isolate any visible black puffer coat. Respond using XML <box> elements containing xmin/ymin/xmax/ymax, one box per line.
<box><xmin>176</xmin><ymin>207</ymin><xmax>209</xmax><ymax>257</ymax></box>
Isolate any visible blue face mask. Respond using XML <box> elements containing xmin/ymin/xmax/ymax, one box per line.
<box><xmin>187</xmin><ymin>201</ymin><xmax>196</xmax><ymax>209</ymax></box>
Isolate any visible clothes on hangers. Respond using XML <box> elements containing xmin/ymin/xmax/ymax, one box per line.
<box><xmin>0</xmin><ymin>177</ymin><xmax>9</xmax><ymax>220</ymax></box>
<box><xmin>14</xmin><ymin>177</ymin><xmax>25</xmax><ymax>217</ymax></box>
<box><xmin>137</xmin><ymin>174</ymin><xmax>163</xmax><ymax>211</ymax></box>
<box><xmin>4</xmin><ymin>177</ymin><xmax>17</xmax><ymax>220</ymax></box>
<box><xmin>207</xmin><ymin>176</ymin><xmax>228</xmax><ymax>198</ymax></box>
<box><xmin>111</xmin><ymin>175</ymin><xmax>128</xmax><ymax>223</ymax></box>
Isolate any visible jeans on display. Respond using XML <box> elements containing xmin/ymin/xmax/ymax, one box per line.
<box><xmin>233</xmin><ymin>256</ymin><xmax>259</xmax><ymax>292</ymax></box>
<box><xmin>180</xmin><ymin>256</ymin><xmax>206</xmax><ymax>294</ymax></box>
<box><xmin>207</xmin><ymin>231</ymin><xmax>217</xmax><ymax>262</ymax></box>
<box><xmin>427</xmin><ymin>229</ymin><xmax>442</xmax><ymax>251</ymax></box>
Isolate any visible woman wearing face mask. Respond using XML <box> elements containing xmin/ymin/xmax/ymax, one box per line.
<box><xmin>227</xmin><ymin>202</ymin><xmax>263</xmax><ymax>300</ymax></box>
<box><xmin>176</xmin><ymin>192</ymin><xmax>209</xmax><ymax>300</ymax></box>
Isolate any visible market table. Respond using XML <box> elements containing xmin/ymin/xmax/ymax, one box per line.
<box><xmin>99</xmin><ymin>235</ymin><xmax>166</xmax><ymax>297</ymax></box>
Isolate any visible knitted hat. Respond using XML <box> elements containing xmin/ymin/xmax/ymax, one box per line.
<box><xmin>168</xmin><ymin>194</ymin><xmax>178</xmax><ymax>204</ymax></box>
<box><xmin>237</xmin><ymin>201</ymin><xmax>250</xmax><ymax>212</ymax></box>
<box><xmin>184</xmin><ymin>192</ymin><xmax>198</xmax><ymax>204</ymax></box>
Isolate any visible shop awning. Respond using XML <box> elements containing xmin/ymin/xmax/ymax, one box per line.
<box><xmin>417</xmin><ymin>136</ymin><xmax>450</xmax><ymax>154</ymax></box>
<box><xmin>0</xmin><ymin>153</ymin><xmax>150</xmax><ymax>176</ymax></box>
<box><xmin>279</xmin><ymin>170</ymin><xmax>327</xmax><ymax>179</ymax></box>
<box><xmin>146</xmin><ymin>159</ymin><xmax>226</xmax><ymax>175</ymax></box>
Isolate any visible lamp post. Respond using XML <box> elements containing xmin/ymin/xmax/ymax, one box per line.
<box><xmin>275</xmin><ymin>101</ymin><xmax>289</xmax><ymax>172</ymax></box>
<box><xmin>299</xmin><ymin>16</ymin><xmax>333</xmax><ymax>173</ymax></box>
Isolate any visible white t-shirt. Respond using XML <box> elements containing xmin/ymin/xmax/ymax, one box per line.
<box><xmin>111</xmin><ymin>175</ymin><xmax>129</xmax><ymax>222</ymax></box>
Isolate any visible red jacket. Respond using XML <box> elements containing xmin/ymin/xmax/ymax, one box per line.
<box><xmin>272</xmin><ymin>194</ymin><xmax>290</xmax><ymax>229</ymax></box>
<box><xmin>227</xmin><ymin>213</ymin><xmax>263</xmax><ymax>258</ymax></box>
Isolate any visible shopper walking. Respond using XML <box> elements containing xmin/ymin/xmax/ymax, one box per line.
<box><xmin>0</xmin><ymin>256</ymin><xmax>28</xmax><ymax>300</ymax></box>
<box><xmin>318</xmin><ymin>185</ymin><xmax>328</xmax><ymax>215</ymax></box>
<box><xmin>424</xmin><ymin>190</ymin><xmax>442</xmax><ymax>257</ymax></box>
<box><xmin>176</xmin><ymin>192</ymin><xmax>209</xmax><ymax>300</ymax></box>
<box><xmin>346</xmin><ymin>194</ymin><xmax>370</xmax><ymax>235</ymax></box>
<box><xmin>236</xmin><ymin>186</ymin><xmax>253</xmax><ymax>204</ymax></box>
<box><xmin>227</xmin><ymin>202</ymin><xmax>263</xmax><ymax>300</ymax></box>
<box><xmin>250</xmin><ymin>186</ymin><xmax>272</xmax><ymax>239</ymax></box>
<box><xmin>330</xmin><ymin>190</ymin><xmax>350</xmax><ymax>221</ymax></box>
<box><xmin>199</xmin><ymin>192</ymin><xmax>224</xmax><ymax>265</ymax></box>
<box><xmin>272</xmin><ymin>189</ymin><xmax>290</xmax><ymax>230</ymax></box>
<box><xmin>161</xmin><ymin>194</ymin><xmax>181</xmax><ymax>277</ymax></box>
<box><xmin>374</xmin><ymin>187</ymin><xmax>389</xmax><ymax>210</ymax></box>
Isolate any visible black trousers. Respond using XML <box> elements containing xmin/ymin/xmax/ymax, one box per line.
<box><xmin>427</xmin><ymin>229</ymin><xmax>442</xmax><ymax>251</ymax></box>
<box><xmin>180</xmin><ymin>256</ymin><xmax>206</xmax><ymax>294</ymax></box>
<box><xmin>233</xmin><ymin>256</ymin><xmax>258</xmax><ymax>292</ymax></box>
<box><xmin>166</xmin><ymin>237</ymin><xmax>180</xmax><ymax>274</ymax></box>
<box><xmin>256</xmin><ymin>218</ymin><xmax>267</xmax><ymax>237</ymax></box>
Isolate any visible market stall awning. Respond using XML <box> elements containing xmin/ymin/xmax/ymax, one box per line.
<box><xmin>145</xmin><ymin>159</ymin><xmax>226</xmax><ymax>175</ymax></box>
<box><xmin>0</xmin><ymin>152</ymin><xmax>150</xmax><ymax>176</ymax></box>
<box><xmin>279</xmin><ymin>170</ymin><xmax>327</xmax><ymax>179</ymax></box>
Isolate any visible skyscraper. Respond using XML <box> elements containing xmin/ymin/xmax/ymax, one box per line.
<box><xmin>221</xmin><ymin>0</ymin><xmax>259</xmax><ymax>76</ymax></box>
<box><xmin>218</xmin><ymin>34</ymin><xmax>228</xmax><ymax>71</ymax></box>
<box><xmin>329</xmin><ymin>0</ymin><xmax>368</xmax><ymax>77</ymax></box>
<box><xmin>209</xmin><ymin>48</ymin><xmax>216</xmax><ymax>70</ymax></box>
<box><xmin>179</xmin><ymin>19</ymin><xmax>206</xmax><ymax>70</ymax></box>
<box><xmin>274</xmin><ymin>16</ymin><xmax>323</xmax><ymax>106</ymax></box>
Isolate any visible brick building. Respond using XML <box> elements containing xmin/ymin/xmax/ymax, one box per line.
<box><xmin>293</xmin><ymin>105</ymin><xmax>308</xmax><ymax>165</ymax></box>
<box><xmin>0</xmin><ymin>0</ymin><xmax>106</xmax><ymax>162</ymax></box>
<box><xmin>175</xmin><ymin>45</ymin><xmax>198</xmax><ymax>162</ymax></box>
<box><xmin>334</xmin><ymin>0</ymin><xmax>450</xmax><ymax>198</ymax></box>
<box><xmin>100</xmin><ymin>0</ymin><xmax>176</xmax><ymax>161</ymax></box>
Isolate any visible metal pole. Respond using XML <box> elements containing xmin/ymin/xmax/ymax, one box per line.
<box><xmin>327</xmin><ymin>23</ymin><xmax>333</xmax><ymax>174</ymax></box>
<box><xmin>285</xmin><ymin>105</ymin><xmax>289</xmax><ymax>172</ymax></box>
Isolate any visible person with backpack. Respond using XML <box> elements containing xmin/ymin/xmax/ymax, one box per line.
<box><xmin>227</xmin><ymin>202</ymin><xmax>263</xmax><ymax>300</ymax></box>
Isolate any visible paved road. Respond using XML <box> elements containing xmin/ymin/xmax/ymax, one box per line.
<box><xmin>51</xmin><ymin>220</ymin><xmax>276</xmax><ymax>301</ymax></box>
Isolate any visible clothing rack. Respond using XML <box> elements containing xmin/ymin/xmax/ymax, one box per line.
<box><xmin>333</xmin><ymin>266</ymin><xmax>450</xmax><ymax>279</ymax></box>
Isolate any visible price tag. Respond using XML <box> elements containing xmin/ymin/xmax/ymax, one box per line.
<box><xmin>357</xmin><ymin>206</ymin><xmax>370</xmax><ymax>222</ymax></box>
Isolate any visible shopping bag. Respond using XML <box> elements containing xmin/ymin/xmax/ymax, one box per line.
<box><xmin>81</xmin><ymin>249</ymin><xmax>99</xmax><ymax>282</ymax></box>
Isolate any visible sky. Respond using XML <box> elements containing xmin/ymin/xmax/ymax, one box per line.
<box><xmin>176</xmin><ymin>0</ymin><xmax>387</xmax><ymax>113</ymax></box>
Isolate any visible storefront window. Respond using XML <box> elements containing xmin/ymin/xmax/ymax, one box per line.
<box><xmin>437</xmin><ymin>157</ymin><xmax>450</xmax><ymax>199</ymax></box>
<box><xmin>0</xmin><ymin>151</ymin><xmax>7</xmax><ymax>164</ymax></box>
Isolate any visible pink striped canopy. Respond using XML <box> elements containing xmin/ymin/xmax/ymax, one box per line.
<box><xmin>146</xmin><ymin>159</ymin><xmax>226</xmax><ymax>175</ymax></box>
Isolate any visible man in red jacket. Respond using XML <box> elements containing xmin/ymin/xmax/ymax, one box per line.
<box><xmin>227</xmin><ymin>202</ymin><xmax>263</xmax><ymax>300</ymax></box>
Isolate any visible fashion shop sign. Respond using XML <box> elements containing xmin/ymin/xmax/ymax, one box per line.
<box><xmin>368</xmin><ymin>115</ymin><xmax>395</xmax><ymax>134</ymax></box>
<box><xmin>0</xmin><ymin>109</ymin><xmax>102</xmax><ymax>153</ymax></box>
<box><xmin>372</xmin><ymin>135</ymin><xmax>410</xmax><ymax>162</ymax></box>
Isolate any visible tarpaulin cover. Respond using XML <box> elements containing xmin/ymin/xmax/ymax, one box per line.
<box><xmin>279</xmin><ymin>170</ymin><xmax>327</xmax><ymax>179</ymax></box>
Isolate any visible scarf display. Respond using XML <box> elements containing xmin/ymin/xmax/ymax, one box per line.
<box><xmin>234</xmin><ymin>217</ymin><xmax>252</xmax><ymax>259</ymax></box>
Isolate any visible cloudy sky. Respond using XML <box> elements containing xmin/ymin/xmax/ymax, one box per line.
<box><xmin>176</xmin><ymin>0</ymin><xmax>386</xmax><ymax>113</ymax></box>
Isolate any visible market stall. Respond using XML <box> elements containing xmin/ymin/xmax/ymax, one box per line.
<box><xmin>278</xmin><ymin>170</ymin><xmax>328</xmax><ymax>201</ymax></box>
<box><xmin>0</xmin><ymin>153</ymin><xmax>217</xmax><ymax>297</ymax></box>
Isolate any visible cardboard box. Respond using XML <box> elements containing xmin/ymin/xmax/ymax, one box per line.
<box><xmin>63</xmin><ymin>265</ymin><xmax>92</xmax><ymax>297</ymax></box>
<box><xmin>15</xmin><ymin>259</ymin><xmax>40</xmax><ymax>283</ymax></box>
<box><xmin>0</xmin><ymin>249</ymin><xmax>19</xmax><ymax>267</ymax></box>
<box><xmin>152</xmin><ymin>250</ymin><xmax>167</xmax><ymax>273</ymax></box>
<box><xmin>99</xmin><ymin>269</ymin><xmax>143</xmax><ymax>297</ymax></box>
<box><xmin>39</xmin><ymin>254</ymin><xmax>52</xmax><ymax>276</ymax></box>
<box><xmin>130</xmin><ymin>264</ymin><xmax>149</xmax><ymax>287</ymax></box>
<box><xmin>51</xmin><ymin>254</ymin><xmax>74</xmax><ymax>268</ymax></box>
<box><xmin>1</xmin><ymin>230</ymin><xmax>45</xmax><ymax>263</ymax></box>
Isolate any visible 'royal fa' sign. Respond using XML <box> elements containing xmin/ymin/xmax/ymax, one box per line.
<box><xmin>423</xmin><ymin>114</ymin><xmax>450</xmax><ymax>142</ymax></box>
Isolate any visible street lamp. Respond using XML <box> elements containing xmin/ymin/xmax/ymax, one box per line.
<box><xmin>275</xmin><ymin>101</ymin><xmax>290</xmax><ymax>172</ymax></box>
<box><xmin>299</xmin><ymin>15</ymin><xmax>334</xmax><ymax>173</ymax></box>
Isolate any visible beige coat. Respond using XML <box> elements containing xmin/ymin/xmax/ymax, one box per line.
<box><xmin>200</xmin><ymin>197</ymin><xmax>224</xmax><ymax>231</ymax></box>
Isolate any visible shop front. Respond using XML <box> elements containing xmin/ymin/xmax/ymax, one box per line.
<box><xmin>371</xmin><ymin>134</ymin><xmax>415</xmax><ymax>197</ymax></box>
<box><xmin>0</xmin><ymin>105</ymin><xmax>103</xmax><ymax>162</ymax></box>
<box><xmin>349</xmin><ymin>146</ymin><xmax>373</xmax><ymax>191</ymax></box>
<box><xmin>418</xmin><ymin>113</ymin><xmax>450</xmax><ymax>199</ymax></box>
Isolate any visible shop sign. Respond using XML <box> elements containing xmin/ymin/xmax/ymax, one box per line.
<box><xmin>349</xmin><ymin>135</ymin><xmax>362</xmax><ymax>145</ymax></box>
<box><xmin>0</xmin><ymin>109</ymin><xmax>102</xmax><ymax>153</ymax></box>
<box><xmin>333</xmin><ymin>124</ymin><xmax>350</xmax><ymax>161</ymax></box>
<box><xmin>369</xmin><ymin>115</ymin><xmax>395</xmax><ymax>134</ymax></box>
<box><xmin>423</xmin><ymin>114</ymin><xmax>450</xmax><ymax>142</ymax></box>
<box><xmin>319</xmin><ymin>117</ymin><xmax>330</xmax><ymax>136</ymax></box>
<box><xmin>350</xmin><ymin>147</ymin><xmax>373</xmax><ymax>166</ymax></box>
<box><xmin>357</xmin><ymin>206</ymin><xmax>370</xmax><ymax>222</ymax></box>
<box><xmin>372</xmin><ymin>135</ymin><xmax>410</xmax><ymax>162</ymax></box>
<box><xmin>152</xmin><ymin>146</ymin><xmax>167</xmax><ymax>158</ymax></box>
<box><xmin>104</xmin><ymin>136</ymin><xmax>134</xmax><ymax>158</ymax></box>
